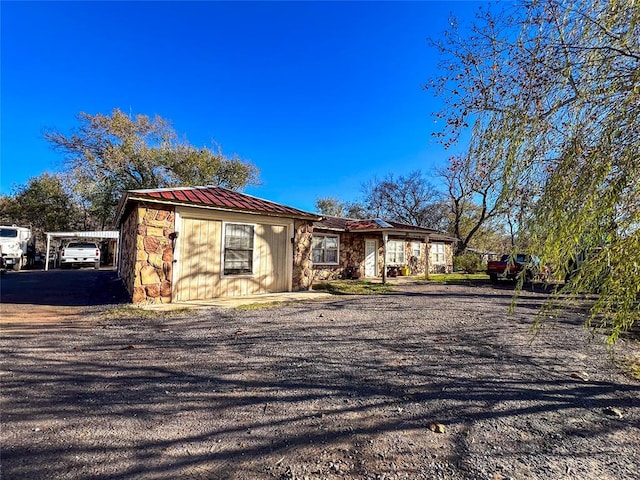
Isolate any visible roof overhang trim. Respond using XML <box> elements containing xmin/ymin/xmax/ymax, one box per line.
<box><xmin>45</xmin><ymin>231</ymin><xmax>119</xmax><ymax>239</ymax></box>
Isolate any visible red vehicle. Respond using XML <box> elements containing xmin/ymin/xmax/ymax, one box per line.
<box><xmin>487</xmin><ymin>253</ymin><xmax>537</xmax><ymax>283</ymax></box>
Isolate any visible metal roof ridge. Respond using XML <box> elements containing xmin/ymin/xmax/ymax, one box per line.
<box><xmin>128</xmin><ymin>186</ymin><xmax>201</xmax><ymax>193</ymax></box>
<box><xmin>132</xmin><ymin>185</ymin><xmax>317</xmax><ymax>217</ymax></box>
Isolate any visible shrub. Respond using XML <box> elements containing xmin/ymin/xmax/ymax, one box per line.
<box><xmin>454</xmin><ymin>252</ymin><xmax>484</xmax><ymax>274</ymax></box>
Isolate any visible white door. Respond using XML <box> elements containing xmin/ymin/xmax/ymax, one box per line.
<box><xmin>365</xmin><ymin>239</ymin><xmax>378</xmax><ymax>277</ymax></box>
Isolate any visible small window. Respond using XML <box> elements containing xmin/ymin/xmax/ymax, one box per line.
<box><xmin>0</xmin><ymin>229</ymin><xmax>18</xmax><ymax>238</ymax></box>
<box><xmin>431</xmin><ymin>242</ymin><xmax>446</xmax><ymax>264</ymax></box>
<box><xmin>312</xmin><ymin>234</ymin><xmax>339</xmax><ymax>264</ymax></box>
<box><xmin>67</xmin><ymin>242</ymin><xmax>97</xmax><ymax>249</ymax></box>
<box><xmin>387</xmin><ymin>240</ymin><xmax>406</xmax><ymax>265</ymax></box>
<box><xmin>411</xmin><ymin>241</ymin><xmax>421</xmax><ymax>259</ymax></box>
<box><xmin>223</xmin><ymin>223</ymin><xmax>254</xmax><ymax>275</ymax></box>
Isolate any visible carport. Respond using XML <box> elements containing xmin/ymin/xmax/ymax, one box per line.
<box><xmin>44</xmin><ymin>231</ymin><xmax>119</xmax><ymax>271</ymax></box>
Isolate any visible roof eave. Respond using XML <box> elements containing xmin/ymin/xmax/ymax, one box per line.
<box><xmin>313</xmin><ymin>224</ymin><xmax>457</xmax><ymax>241</ymax></box>
<box><xmin>348</xmin><ymin>228</ymin><xmax>434</xmax><ymax>235</ymax></box>
<box><xmin>312</xmin><ymin>226</ymin><xmax>346</xmax><ymax>232</ymax></box>
<box><xmin>113</xmin><ymin>192</ymin><xmax>131</xmax><ymax>228</ymax></box>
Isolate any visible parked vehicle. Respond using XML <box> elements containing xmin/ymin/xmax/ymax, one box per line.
<box><xmin>59</xmin><ymin>241</ymin><xmax>101</xmax><ymax>269</ymax></box>
<box><xmin>564</xmin><ymin>247</ymin><xmax>610</xmax><ymax>289</ymax></box>
<box><xmin>0</xmin><ymin>250</ymin><xmax>6</xmax><ymax>273</ymax></box>
<box><xmin>487</xmin><ymin>253</ymin><xmax>539</xmax><ymax>283</ymax></box>
<box><xmin>0</xmin><ymin>225</ymin><xmax>32</xmax><ymax>271</ymax></box>
<box><xmin>48</xmin><ymin>250</ymin><xmax>59</xmax><ymax>269</ymax></box>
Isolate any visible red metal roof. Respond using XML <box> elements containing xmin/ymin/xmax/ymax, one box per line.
<box><xmin>313</xmin><ymin>216</ymin><xmax>458</xmax><ymax>242</ymax></box>
<box><xmin>312</xmin><ymin>216</ymin><xmax>349</xmax><ymax>230</ymax></box>
<box><xmin>124</xmin><ymin>186</ymin><xmax>320</xmax><ymax>219</ymax></box>
<box><xmin>315</xmin><ymin>216</ymin><xmax>436</xmax><ymax>233</ymax></box>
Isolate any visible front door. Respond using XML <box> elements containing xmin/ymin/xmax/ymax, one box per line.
<box><xmin>364</xmin><ymin>239</ymin><xmax>378</xmax><ymax>278</ymax></box>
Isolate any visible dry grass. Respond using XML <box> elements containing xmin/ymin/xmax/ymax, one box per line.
<box><xmin>616</xmin><ymin>353</ymin><xmax>640</xmax><ymax>381</ymax></box>
<box><xmin>313</xmin><ymin>280</ymin><xmax>394</xmax><ymax>295</ymax></box>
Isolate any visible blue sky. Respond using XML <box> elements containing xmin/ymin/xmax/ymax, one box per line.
<box><xmin>1</xmin><ymin>1</ymin><xmax>482</xmax><ymax>213</ymax></box>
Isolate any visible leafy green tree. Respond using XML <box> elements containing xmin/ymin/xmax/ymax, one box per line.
<box><xmin>0</xmin><ymin>173</ymin><xmax>82</xmax><ymax>237</ymax></box>
<box><xmin>44</xmin><ymin>109</ymin><xmax>259</xmax><ymax>226</ymax></box>
<box><xmin>454</xmin><ymin>203</ymin><xmax>512</xmax><ymax>255</ymax></box>
<box><xmin>315</xmin><ymin>197</ymin><xmax>347</xmax><ymax>217</ymax></box>
<box><xmin>0</xmin><ymin>195</ymin><xmax>19</xmax><ymax>225</ymax></box>
<box><xmin>429</xmin><ymin>0</ymin><xmax>640</xmax><ymax>340</ymax></box>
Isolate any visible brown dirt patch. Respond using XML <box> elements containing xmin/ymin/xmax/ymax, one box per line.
<box><xmin>0</xmin><ymin>303</ymin><xmax>90</xmax><ymax>327</ymax></box>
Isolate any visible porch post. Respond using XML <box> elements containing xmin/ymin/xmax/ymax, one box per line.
<box><xmin>45</xmin><ymin>233</ymin><xmax>51</xmax><ymax>271</ymax></box>
<box><xmin>382</xmin><ymin>233</ymin><xmax>388</xmax><ymax>284</ymax></box>
<box><xmin>424</xmin><ymin>234</ymin><xmax>430</xmax><ymax>280</ymax></box>
<box><xmin>113</xmin><ymin>238</ymin><xmax>119</xmax><ymax>270</ymax></box>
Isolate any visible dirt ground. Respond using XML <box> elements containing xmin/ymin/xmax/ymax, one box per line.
<box><xmin>1</xmin><ymin>283</ymin><xmax>639</xmax><ymax>480</ymax></box>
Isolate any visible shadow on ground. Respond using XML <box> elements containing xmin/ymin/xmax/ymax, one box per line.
<box><xmin>0</xmin><ymin>269</ymin><xmax>129</xmax><ymax>307</ymax></box>
<box><xmin>1</xmin><ymin>285</ymin><xmax>639</xmax><ymax>479</ymax></box>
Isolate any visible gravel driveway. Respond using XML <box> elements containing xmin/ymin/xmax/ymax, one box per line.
<box><xmin>1</xmin><ymin>283</ymin><xmax>639</xmax><ymax>479</ymax></box>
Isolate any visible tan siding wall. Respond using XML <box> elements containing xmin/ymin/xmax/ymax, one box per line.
<box><xmin>174</xmin><ymin>207</ymin><xmax>292</xmax><ymax>301</ymax></box>
<box><xmin>174</xmin><ymin>217</ymin><xmax>221</xmax><ymax>302</ymax></box>
<box><xmin>219</xmin><ymin>224</ymin><xmax>288</xmax><ymax>295</ymax></box>
<box><xmin>218</xmin><ymin>223</ymin><xmax>288</xmax><ymax>296</ymax></box>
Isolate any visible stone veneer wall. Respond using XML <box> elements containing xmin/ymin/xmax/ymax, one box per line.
<box><xmin>341</xmin><ymin>233</ymin><xmax>365</xmax><ymax>270</ymax></box>
<box><xmin>427</xmin><ymin>241</ymin><xmax>455</xmax><ymax>274</ymax></box>
<box><xmin>309</xmin><ymin>232</ymin><xmax>455</xmax><ymax>279</ymax></box>
<box><xmin>292</xmin><ymin>220</ymin><xmax>314</xmax><ymax>290</ymax></box>
<box><xmin>118</xmin><ymin>205</ymin><xmax>139</xmax><ymax>298</ymax></box>
<box><xmin>444</xmin><ymin>242</ymin><xmax>454</xmax><ymax>273</ymax></box>
<box><xmin>378</xmin><ymin>237</ymin><xmax>429</xmax><ymax>277</ymax></box>
<box><xmin>313</xmin><ymin>232</ymin><xmax>365</xmax><ymax>281</ymax></box>
<box><xmin>405</xmin><ymin>241</ymin><xmax>427</xmax><ymax>276</ymax></box>
<box><xmin>131</xmin><ymin>205</ymin><xmax>175</xmax><ymax>304</ymax></box>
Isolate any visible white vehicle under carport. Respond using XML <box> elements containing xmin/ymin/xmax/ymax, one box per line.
<box><xmin>0</xmin><ymin>225</ymin><xmax>32</xmax><ymax>271</ymax></box>
<box><xmin>59</xmin><ymin>241</ymin><xmax>101</xmax><ymax>269</ymax></box>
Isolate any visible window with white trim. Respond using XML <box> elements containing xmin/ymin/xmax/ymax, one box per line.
<box><xmin>312</xmin><ymin>234</ymin><xmax>339</xmax><ymax>264</ymax></box>
<box><xmin>387</xmin><ymin>240</ymin><xmax>406</xmax><ymax>265</ymax></box>
<box><xmin>223</xmin><ymin>223</ymin><xmax>254</xmax><ymax>275</ymax></box>
<box><xmin>410</xmin><ymin>241</ymin><xmax>421</xmax><ymax>259</ymax></box>
<box><xmin>431</xmin><ymin>242</ymin><xmax>446</xmax><ymax>264</ymax></box>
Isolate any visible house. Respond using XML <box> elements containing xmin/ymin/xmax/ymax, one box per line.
<box><xmin>114</xmin><ymin>186</ymin><xmax>458</xmax><ymax>304</ymax></box>
<box><xmin>312</xmin><ymin>216</ymin><xmax>457</xmax><ymax>280</ymax></box>
<box><xmin>114</xmin><ymin>186</ymin><xmax>321</xmax><ymax>304</ymax></box>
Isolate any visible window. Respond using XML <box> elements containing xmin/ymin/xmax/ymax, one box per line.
<box><xmin>66</xmin><ymin>242</ymin><xmax>98</xmax><ymax>249</ymax></box>
<box><xmin>387</xmin><ymin>240</ymin><xmax>405</xmax><ymax>265</ymax></box>
<box><xmin>0</xmin><ymin>229</ymin><xmax>18</xmax><ymax>238</ymax></box>
<box><xmin>431</xmin><ymin>242</ymin><xmax>446</xmax><ymax>264</ymax></box>
<box><xmin>410</xmin><ymin>241</ymin><xmax>421</xmax><ymax>259</ymax></box>
<box><xmin>312</xmin><ymin>234</ymin><xmax>339</xmax><ymax>264</ymax></box>
<box><xmin>223</xmin><ymin>223</ymin><xmax>254</xmax><ymax>275</ymax></box>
